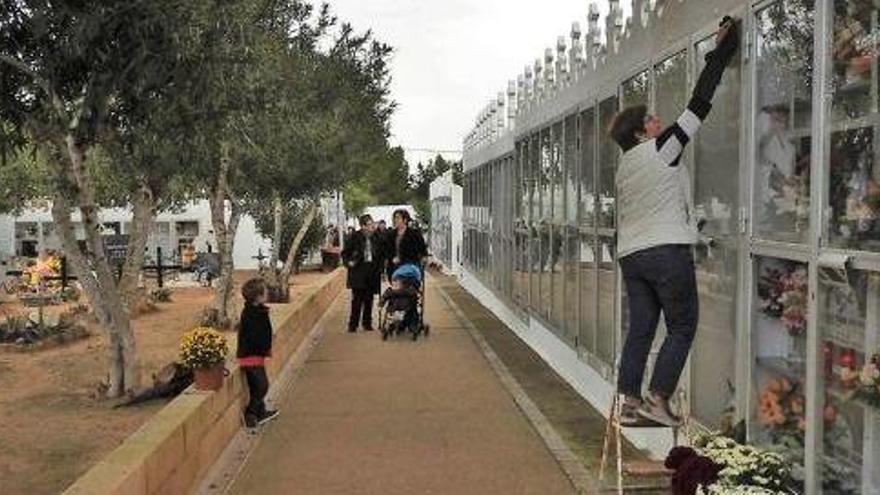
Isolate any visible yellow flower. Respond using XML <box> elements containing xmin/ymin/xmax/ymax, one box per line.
<box><xmin>179</xmin><ymin>326</ymin><xmax>228</xmax><ymax>369</ymax></box>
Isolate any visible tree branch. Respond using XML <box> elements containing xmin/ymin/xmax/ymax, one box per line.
<box><xmin>0</xmin><ymin>54</ymin><xmax>67</xmax><ymax>122</ymax></box>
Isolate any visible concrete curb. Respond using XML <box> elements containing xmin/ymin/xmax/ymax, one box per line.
<box><xmin>434</xmin><ymin>280</ymin><xmax>594</xmax><ymax>495</ymax></box>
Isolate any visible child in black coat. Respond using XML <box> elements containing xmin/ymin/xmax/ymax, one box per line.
<box><xmin>237</xmin><ymin>278</ymin><xmax>279</xmax><ymax>428</ymax></box>
<box><xmin>380</xmin><ymin>274</ymin><xmax>420</xmax><ymax>331</ymax></box>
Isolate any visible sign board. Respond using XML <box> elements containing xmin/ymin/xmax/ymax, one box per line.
<box><xmin>103</xmin><ymin>235</ymin><xmax>130</xmax><ymax>266</ymax></box>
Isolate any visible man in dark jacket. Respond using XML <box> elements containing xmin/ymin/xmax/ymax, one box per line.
<box><xmin>342</xmin><ymin>214</ymin><xmax>384</xmax><ymax>332</ymax></box>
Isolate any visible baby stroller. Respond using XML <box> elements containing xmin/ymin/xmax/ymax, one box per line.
<box><xmin>379</xmin><ymin>263</ymin><xmax>429</xmax><ymax>341</ymax></box>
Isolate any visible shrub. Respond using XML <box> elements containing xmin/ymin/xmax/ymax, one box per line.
<box><xmin>149</xmin><ymin>287</ymin><xmax>173</xmax><ymax>303</ymax></box>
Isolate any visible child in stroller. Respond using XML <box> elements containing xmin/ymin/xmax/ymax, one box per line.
<box><xmin>379</xmin><ymin>263</ymin><xmax>428</xmax><ymax>340</ymax></box>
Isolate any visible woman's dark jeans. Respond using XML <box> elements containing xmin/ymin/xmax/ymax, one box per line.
<box><xmin>618</xmin><ymin>244</ymin><xmax>698</xmax><ymax>399</ymax></box>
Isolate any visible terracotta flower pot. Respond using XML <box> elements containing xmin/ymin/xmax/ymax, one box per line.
<box><xmin>194</xmin><ymin>363</ymin><xmax>226</xmax><ymax>391</ymax></box>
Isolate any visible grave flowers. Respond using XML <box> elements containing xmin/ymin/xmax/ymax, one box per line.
<box><xmin>179</xmin><ymin>327</ymin><xmax>228</xmax><ymax>391</ymax></box>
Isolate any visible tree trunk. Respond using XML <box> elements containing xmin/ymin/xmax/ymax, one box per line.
<box><xmin>267</xmin><ymin>193</ymin><xmax>283</xmax><ymax>286</ymax></box>
<box><xmin>118</xmin><ymin>182</ymin><xmax>156</xmax><ymax>309</ymax></box>
<box><xmin>208</xmin><ymin>196</ymin><xmax>241</xmax><ymax>328</ymax></box>
<box><xmin>204</xmin><ymin>142</ymin><xmax>240</xmax><ymax>329</ymax></box>
<box><xmin>278</xmin><ymin>201</ymin><xmax>319</xmax><ymax>298</ymax></box>
<box><xmin>51</xmin><ymin>196</ymin><xmax>124</xmax><ymax>395</ymax></box>
<box><xmin>55</xmin><ymin>136</ymin><xmax>140</xmax><ymax>397</ymax></box>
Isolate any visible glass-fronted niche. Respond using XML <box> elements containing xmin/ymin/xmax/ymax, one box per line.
<box><xmin>828</xmin><ymin>0</ymin><xmax>880</xmax><ymax>253</ymax></box>
<box><xmin>753</xmin><ymin>0</ymin><xmax>813</xmax><ymax>244</ymax></box>
<box><xmin>816</xmin><ymin>268</ymin><xmax>880</xmax><ymax>494</ymax></box>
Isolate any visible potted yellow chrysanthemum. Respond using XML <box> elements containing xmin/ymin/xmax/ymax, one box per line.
<box><xmin>179</xmin><ymin>327</ymin><xmax>229</xmax><ymax>391</ymax></box>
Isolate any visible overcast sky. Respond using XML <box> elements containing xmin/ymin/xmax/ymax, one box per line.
<box><xmin>328</xmin><ymin>1</ymin><xmax>630</xmax><ymax>167</ymax></box>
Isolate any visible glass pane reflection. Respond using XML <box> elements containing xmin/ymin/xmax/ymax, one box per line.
<box><xmin>754</xmin><ymin>0</ymin><xmax>814</xmax><ymax>243</ymax></box>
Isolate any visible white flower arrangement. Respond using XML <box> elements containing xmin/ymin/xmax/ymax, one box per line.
<box><xmin>697</xmin><ymin>484</ymin><xmax>783</xmax><ymax>495</ymax></box>
<box><xmin>694</xmin><ymin>433</ymin><xmax>795</xmax><ymax>493</ymax></box>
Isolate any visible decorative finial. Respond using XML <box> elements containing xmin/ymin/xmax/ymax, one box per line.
<box><xmin>533</xmin><ymin>58</ymin><xmax>543</xmax><ymax>100</ymax></box>
<box><xmin>496</xmin><ymin>92</ymin><xmax>506</xmax><ymax>132</ymax></box>
<box><xmin>606</xmin><ymin>0</ymin><xmax>623</xmax><ymax>53</ymax></box>
<box><xmin>544</xmin><ymin>48</ymin><xmax>554</xmax><ymax>90</ymax></box>
<box><xmin>588</xmin><ymin>3</ymin><xmax>602</xmax><ymax>59</ymax></box>
<box><xmin>570</xmin><ymin>22</ymin><xmax>583</xmax><ymax>82</ymax></box>
<box><xmin>556</xmin><ymin>37</ymin><xmax>568</xmax><ymax>87</ymax></box>
<box><xmin>507</xmin><ymin>80</ymin><xmax>518</xmax><ymax>124</ymax></box>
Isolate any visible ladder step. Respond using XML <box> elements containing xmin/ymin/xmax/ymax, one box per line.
<box><xmin>624</xmin><ymin>460</ymin><xmax>673</xmax><ymax>477</ymax></box>
<box><xmin>598</xmin><ymin>484</ymin><xmax>669</xmax><ymax>494</ymax></box>
<box><xmin>617</xmin><ymin>417</ymin><xmax>674</xmax><ymax>428</ymax></box>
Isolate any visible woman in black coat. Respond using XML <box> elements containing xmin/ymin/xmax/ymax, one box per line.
<box><xmin>342</xmin><ymin>214</ymin><xmax>385</xmax><ymax>332</ymax></box>
<box><xmin>385</xmin><ymin>209</ymin><xmax>427</xmax><ymax>281</ymax></box>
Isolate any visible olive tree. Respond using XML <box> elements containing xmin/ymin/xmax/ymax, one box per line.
<box><xmin>0</xmin><ymin>1</ymin><xmax>207</xmax><ymax>396</ymax></box>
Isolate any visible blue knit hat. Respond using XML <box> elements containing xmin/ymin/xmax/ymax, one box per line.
<box><xmin>391</xmin><ymin>263</ymin><xmax>422</xmax><ymax>284</ymax></box>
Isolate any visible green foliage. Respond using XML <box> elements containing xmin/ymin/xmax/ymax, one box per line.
<box><xmin>0</xmin><ymin>0</ymin><xmax>397</xmax><ymax>217</ymax></box>
<box><xmin>0</xmin><ymin>0</ymin><xmax>399</xmax><ymax>393</ymax></box>
<box><xmin>149</xmin><ymin>288</ymin><xmax>173</xmax><ymax>304</ymax></box>
<box><xmin>0</xmin><ymin>147</ymin><xmax>49</xmax><ymax>214</ymax></box>
<box><xmin>344</xmin><ymin>146</ymin><xmax>411</xmax><ymax>216</ymax></box>
<box><xmin>408</xmin><ymin>154</ymin><xmax>462</xmax><ymax>225</ymax></box>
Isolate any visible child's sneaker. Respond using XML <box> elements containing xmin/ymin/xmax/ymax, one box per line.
<box><xmin>244</xmin><ymin>413</ymin><xmax>259</xmax><ymax>429</ymax></box>
<box><xmin>258</xmin><ymin>409</ymin><xmax>280</xmax><ymax>425</ymax></box>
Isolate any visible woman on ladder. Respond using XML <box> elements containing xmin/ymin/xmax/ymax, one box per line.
<box><xmin>608</xmin><ymin>17</ymin><xmax>739</xmax><ymax>427</ymax></box>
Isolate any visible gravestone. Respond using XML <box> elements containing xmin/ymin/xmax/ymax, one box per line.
<box><xmin>103</xmin><ymin>235</ymin><xmax>130</xmax><ymax>267</ymax></box>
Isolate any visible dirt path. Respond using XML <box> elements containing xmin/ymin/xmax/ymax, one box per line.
<box><xmin>228</xmin><ymin>279</ymin><xmax>575</xmax><ymax>495</ymax></box>
<box><xmin>0</xmin><ymin>270</ymin><xmax>328</xmax><ymax>495</ymax></box>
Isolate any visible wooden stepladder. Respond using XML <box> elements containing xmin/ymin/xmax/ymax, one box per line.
<box><xmin>598</xmin><ymin>356</ymin><xmax>691</xmax><ymax>494</ymax></box>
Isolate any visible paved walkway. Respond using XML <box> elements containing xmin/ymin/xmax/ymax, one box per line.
<box><xmin>228</xmin><ymin>278</ymin><xmax>574</xmax><ymax>494</ymax></box>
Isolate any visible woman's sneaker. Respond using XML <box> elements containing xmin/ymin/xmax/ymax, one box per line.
<box><xmin>638</xmin><ymin>395</ymin><xmax>681</xmax><ymax>427</ymax></box>
<box><xmin>619</xmin><ymin>400</ymin><xmax>642</xmax><ymax>426</ymax></box>
<box><xmin>258</xmin><ymin>409</ymin><xmax>280</xmax><ymax>425</ymax></box>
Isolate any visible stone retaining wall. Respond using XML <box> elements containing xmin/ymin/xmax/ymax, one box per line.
<box><xmin>64</xmin><ymin>268</ymin><xmax>345</xmax><ymax>495</ymax></box>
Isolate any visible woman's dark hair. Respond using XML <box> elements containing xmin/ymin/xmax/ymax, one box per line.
<box><xmin>393</xmin><ymin>209</ymin><xmax>411</xmax><ymax>223</ymax></box>
<box><xmin>241</xmin><ymin>278</ymin><xmax>266</xmax><ymax>304</ymax></box>
<box><xmin>609</xmin><ymin>104</ymin><xmax>648</xmax><ymax>151</ymax></box>
<box><xmin>358</xmin><ymin>214</ymin><xmax>373</xmax><ymax>226</ymax></box>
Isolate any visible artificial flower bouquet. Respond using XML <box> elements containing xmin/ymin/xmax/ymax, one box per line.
<box><xmin>840</xmin><ymin>352</ymin><xmax>880</xmax><ymax>407</ymax></box>
<box><xmin>757</xmin><ymin>264</ymin><xmax>808</xmax><ymax>336</ymax></box>
<box><xmin>757</xmin><ymin>378</ymin><xmax>837</xmax><ymax>443</ymax></box>
<box><xmin>757</xmin><ymin>378</ymin><xmax>804</xmax><ymax>438</ymax></box>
